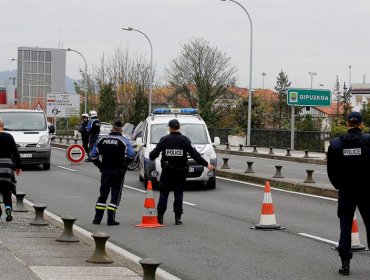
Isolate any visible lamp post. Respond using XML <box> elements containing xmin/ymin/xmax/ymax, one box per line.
<box><xmin>66</xmin><ymin>48</ymin><xmax>88</xmax><ymax>114</ymax></box>
<box><xmin>308</xmin><ymin>72</ymin><xmax>317</xmax><ymax>89</ymax></box>
<box><xmin>122</xmin><ymin>27</ymin><xmax>153</xmax><ymax>116</ymax></box>
<box><xmin>261</xmin><ymin>72</ymin><xmax>266</xmax><ymax>89</ymax></box>
<box><xmin>221</xmin><ymin>0</ymin><xmax>253</xmax><ymax>146</ymax></box>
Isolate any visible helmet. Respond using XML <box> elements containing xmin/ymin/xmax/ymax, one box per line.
<box><xmin>89</xmin><ymin>110</ymin><xmax>97</xmax><ymax>118</ymax></box>
<box><xmin>81</xmin><ymin>113</ymin><xmax>89</xmax><ymax>118</ymax></box>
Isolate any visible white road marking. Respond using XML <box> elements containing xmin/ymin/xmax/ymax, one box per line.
<box><xmin>298</xmin><ymin>233</ymin><xmax>338</xmax><ymax>246</ymax></box>
<box><xmin>217</xmin><ymin>176</ymin><xmax>337</xmax><ymax>202</ymax></box>
<box><xmin>57</xmin><ymin>166</ymin><xmax>76</xmax><ymax>172</ymax></box>
<box><xmin>123</xmin><ymin>184</ymin><xmax>197</xmax><ymax>206</ymax></box>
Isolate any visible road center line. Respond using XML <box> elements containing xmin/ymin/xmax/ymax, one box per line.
<box><xmin>217</xmin><ymin>176</ymin><xmax>337</xmax><ymax>201</ymax></box>
<box><xmin>57</xmin><ymin>166</ymin><xmax>76</xmax><ymax>172</ymax></box>
<box><xmin>123</xmin><ymin>185</ymin><xmax>197</xmax><ymax>206</ymax></box>
<box><xmin>297</xmin><ymin>233</ymin><xmax>338</xmax><ymax>246</ymax></box>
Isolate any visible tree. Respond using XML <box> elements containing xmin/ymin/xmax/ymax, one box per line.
<box><xmin>333</xmin><ymin>76</ymin><xmax>341</xmax><ymax>125</ymax></box>
<box><xmin>166</xmin><ymin>38</ymin><xmax>237</xmax><ymax>126</ymax></box>
<box><xmin>341</xmin><ymin>82</ymin><xmax>351</xmax><ymax>122</ymax></box>
<box><xmin>273</xmin><ymin>70</ymin><xmax>292</xmax><ymax>129</ymax></box>
<box><xmin>98</xmin><ymin>83</ymin><xmax>116</xmax><ymax>122</ymax></box>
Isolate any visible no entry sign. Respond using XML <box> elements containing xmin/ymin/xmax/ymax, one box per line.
<box><xmin>66</xmin><ymin>144</ymin><xmax>85</xmax><ymax>164</ymax></box>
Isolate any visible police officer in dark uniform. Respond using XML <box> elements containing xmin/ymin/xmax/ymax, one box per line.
<box><xmin>327</xmin><ymin>111</ymin><xmax>370</xmax><ymax>275</ymax></box>
<box><xmin>90</xmin><ymin>120</ymin><xmax>135</xmax><ymax>225</ymax></box>
<box><xmin>78</xmin><ymin>113</ymin><xmax>89</xmax><ymax>154</ymax></box>
<box><xmin>149</xmin><ymin>119</ymin><xmax>215</xmax><ymax>225</ymax></box>
<box><xmin>85</xmin><ymin>110</ymin><xmax>101</xmax><ymax>162</ymax></box>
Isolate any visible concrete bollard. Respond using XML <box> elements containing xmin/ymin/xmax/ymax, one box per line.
<box><xmin>87</xmin><ymin>232</ymin><xmax>114</xmax><ymax>264</ymax></box>
<box><xmin>74</xmin><ymin>138</ymin><xmax>78</xmax><ymax>144</ymax></box>
<box><xmin>245</xmin><ymin>161</ymin><xmax>255</xmax><ymax>173</ymax></box>
<box><xmin>59</xmin><ymin>137</ymin><xmax>63</xmax><ymax>143</ymax></box>
<box><xmin>66</xmin><ymin>136</ymin><xmax>70</xmax><ymax>144</ymax></box>
<box><xmin>252</xmin><ymin>145</ymin><xmax>258</xmax><ymax>153</ymax></box>
<box><xmin>303</xmin><ymin>150</ymin><xmax>309</xmax><ymax>158</ymax></box>
<box><xmin>324</xmin><ymin>152</ymin><xmax>328</xmax><ymax>161</ymax></box>
<box><xmin>139</xmin><ymin>258</ymin><xmax>161</xmax><ymax>280</ymax></box>
<box><xmin>13</xmin><ymin>192</ymin><xmax>28</xmax><ymax>212</ymax></box>
<box><xmin>56</xmin><ymin>215</ymin><xmax>79</xmax><ymax>242</ymax></box>
<box><xmin>268</xmin><ymin>147</ymin><xmax>274</xmax><ymax>155</ymax></box>
<box><xmin>225</xmin><ymin>143</ymin><xmax>230</xmax><ymax>151</ymax></box>
<box><xmin>273</xmin><ymin>166</ymin><xmax>284</xmax><ymax>178</ymax></box>
<box><xmin>238</xmin><ymin>144</ymin><xmax>244</xmax><ymax>152</ymax></box>
<box><xmin>304</xmin><ymin>170</ymin><xmax>316</xmax><ymax>183</ymax></box>
<box><xmin>221</xmin><ymin>158</ymin><xmax>230</xmax><ymax>169</ymax></box>
<box><xmin>285</xmin><ymin>148</ymin><xmax>292</xmax><ymax>157</ymax></box>
<box><xmin>30</xmin><ymin>204</ymin><xmax>48</xmax><ymax>226</ymax></box>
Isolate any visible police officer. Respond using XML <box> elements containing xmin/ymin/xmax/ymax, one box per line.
<box><xmin>149</xmin><ymin>119</ymin><xmax>215</xmax><ymax>225</ymax></box>
<box><xmin>0</xmin><ymin>118</ymin><xmax>22</xmax><ymax>222</ymax></box>
<box><xmin>85</xmin><ymin>110</ymin><xmax>101</xmax><ymax>162</ymax></box>
<box><xmin>90</xmin><ymin>120</ymin><xmax>135</xmax><ymax>225</ymax></box>
<box><xmin>78</xmin><ymin>113</ymin><xmax>89</xmax><ymax>154</ymax></box>
<box><xmin>327</xmin><ymin>111</ymin><xmax>370</xmax><ymax>275</ymax></box>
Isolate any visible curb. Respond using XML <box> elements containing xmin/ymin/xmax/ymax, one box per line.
<box><xmin>215</xmin><ymin>148</ymin><xmax>326</xmax><ymax>165</ymax></box>
<box><xmin>217</xmin><ymin>169</ymin><xmax>338</xmax><ymax>199</ymax></box>
<box><xmin>22</xmin><ymin>198</ymin><xmax>181</xmax><ymax>280</ymax></box>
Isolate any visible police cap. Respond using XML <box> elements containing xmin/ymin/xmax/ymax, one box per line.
<box><xmin>347</xmin><ymin>111</ymin><xmax>362</xmax><ymax>124</ymax></box>
<box><xmin>168</xmin><ymin>119</ymin><xmax>180</xmax><ymax>129</ymax></box>
<box><xmin>113</xmin><ymin>120</ymin><xmax>123</xmax><ymax>128</ymax></box>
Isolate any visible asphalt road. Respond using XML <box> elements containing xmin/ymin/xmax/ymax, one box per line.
<box><xmin>17</xmin><ymin>147</ymin><xmax>370</xmax><ymax>280</ymax></box>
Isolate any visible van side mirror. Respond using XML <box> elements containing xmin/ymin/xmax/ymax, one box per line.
<box><xmin>136</xmin><ymin>137</ymin><xmax>143</xmax><ymax>146</ymax></box>
<box><xmin>213</xmin><ymin>137</ymin><xmax>220</xmax><ymax>146</ymax></box>
<box><xmin>49</xmin><ymin>124</ymin><xmax>55</xmax><ymax>134</ymax></box>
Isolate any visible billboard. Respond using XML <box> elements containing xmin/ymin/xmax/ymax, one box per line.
<box><xmin>47</xmin><ymin>93</ymin><xmax>80</xmax><ymax>118</ymax></box>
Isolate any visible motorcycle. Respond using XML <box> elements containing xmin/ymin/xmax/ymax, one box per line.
<box><xmin>125</xmin><ymin>121</ymin><xmax>143</xmax><ymax>171</ymax></box>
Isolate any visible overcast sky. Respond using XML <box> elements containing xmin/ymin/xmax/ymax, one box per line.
<box><xmin>1</xmin><ymin>0</ymin><xmax>370</xmax><ymax>91</ymax></box>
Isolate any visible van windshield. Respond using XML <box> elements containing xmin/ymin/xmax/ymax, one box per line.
<box><xmin>151</xmin><ymin>123</ymin><xmax>209</xmax><ymax>144</ymax></box>
<box><xmin>0</xmin><ymin>112</ymin><xmax>47</xmax><ymax>131</ymax></box>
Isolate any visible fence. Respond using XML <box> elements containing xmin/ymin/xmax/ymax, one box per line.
<box><xmin>209</xmin><ymin>128</ymin><xmax>331</xmax><ymax>152</ymax></box>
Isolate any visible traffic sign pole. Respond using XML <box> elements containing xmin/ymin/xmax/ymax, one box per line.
<box><xmin>291</xmin><ymin>106</ymin><xmax>295</xmax><ymax>151</ymax></box>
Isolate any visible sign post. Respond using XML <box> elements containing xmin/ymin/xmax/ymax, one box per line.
<box><xmin>66</xmin><ymin>144</ymin><xmax>85</xmax><ymax>165</ymax></box>
<box><xmin>287</xmin><ymin>88</ymin><xmax>332</xmax><ymax>150</ymax></box>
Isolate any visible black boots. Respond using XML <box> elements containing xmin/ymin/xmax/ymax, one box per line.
<box><xmin>107</xmin><ymin>210</ymin><xmax>120</xmax><ymax>226</ymax></box>
<box><xmin>175</xmin><ymin>214</ymin><xmax>182</xmax><ymax>225</ymax></box>
<box><xmin>93</xmin><ymin>209</ymin><xmax>104</xmax><ymax>224</ymax></box>
<box><xmin>5</xmin><ymin>207</ymin><xmax>12</xmax><ymax>222</ymax></box>
<box><xmin>339</xmin><ymin>260</ymin><xmax>350</xmax><ymax>276</ymax></box>
<box><xmin>157</xmin><ymin>213</ymin><xmax>164</xmax><ymax>225</ymax></box>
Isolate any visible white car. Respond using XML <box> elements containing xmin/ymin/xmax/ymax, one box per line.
<box><xmin>100</xmin><ymin>122</ymin><xmax>113</xmax><ymax>135</ymax></box>
<box><xmin>136</xmin><ymin>108</ymin><xmax>220</xmax><ymax>189</ymax></box>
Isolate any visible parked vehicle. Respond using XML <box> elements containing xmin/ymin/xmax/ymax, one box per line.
<box><xmin>0</xmin><ymin>109</ymin><xmax>54</xmax><ymax>170</ymax></box>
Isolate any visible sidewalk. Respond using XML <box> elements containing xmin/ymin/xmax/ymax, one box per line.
<box><xmin>0</xmin><ymin>204</ymin><xmax>142</xmax><ymax>280</ymax></box>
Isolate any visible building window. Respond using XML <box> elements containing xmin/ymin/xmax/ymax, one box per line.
<box><xmin>37</xmin><ymin>62</ymin><xmax>44</xmax><ymax>73</ymax></box>
<box><xmin>24</xmin><ymin>50</ymin><xmax>30</xmax><ymax>60</ymax></box>
<box><xmin>37</xmin><ymin>51</ymin><xmax>44</xmax><ymax>62</ymax></box>
<box><xmin>45</xmin><ymin>51</ymin><xmax>51</xmax><ymax>62</ymax></box>
<box><xmin>31</xmin><ymin>51</ymin><xmax>37</xmax><ymax>61</ymax></box>
<box><xmin>45</xmin><ymin>63</ymin><xmax>51</xmax><ymax>74</ymax></box>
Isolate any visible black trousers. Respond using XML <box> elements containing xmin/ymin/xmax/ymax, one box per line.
<box><xmin>157</xmin><ymin>168</ymin><xmax>187</xmax><ymax>216</ymax></box>
<box><xmin>81</xmin><ymin>134</ymin><xmax>89</xmax><ymax>154</ymax></box>
<box><xmin>337</xmin><ymin>189</ymin><xmax>370</xmax><ymax>261</ymax></box>
<box><xmin>0</xmin><ymin>181</ymin><xmax>13</xmax><ymax>209</ymax></box>
<box><xmin>96</xmin><ymin>168</ymin><xmax>126</xmax><ymax>209</ymax></box>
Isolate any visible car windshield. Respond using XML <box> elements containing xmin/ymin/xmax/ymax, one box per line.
<box><xmin>0</xmin><ymin>112</ymin><xmax>47</xmax><ymax>131</ymax></box>
<box><xmin>150</xmin><ymin>123</ymin><xmax>209</xmax><ymax>144</ymax></box>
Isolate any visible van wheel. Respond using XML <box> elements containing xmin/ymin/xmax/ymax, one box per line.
<box><xmin>43</xmin><ymin>163</ymin><xmax>51</xmax><ymax>170</ymax></box>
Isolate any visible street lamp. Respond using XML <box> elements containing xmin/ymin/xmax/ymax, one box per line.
<box><xmin>261</xmin><ymin>72</ymin><xmax>267</xmax><ymax>89</ymax></box>
<box><xmin>66</xmin><ymin>48</ymin><xmax>88</xmax><ymax>114</ymax></box>
<box><xmin>221</xmin><ymin>0</ymin><xmax>254</xmax><ymax>146</ymax></box>
<box><xmin>308</xmin><ymin>72</ymin><xmax>317</xmax><ymax>89</ymax></box>
<box><xmin>122</xmin><ymin>27</ymin><xmax>153</xmax><ymax>116</ymax></box>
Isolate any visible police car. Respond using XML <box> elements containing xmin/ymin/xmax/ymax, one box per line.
<box><xmin>136</xmin><ymin>108</ymin><xmax>220</xmax><ymax>189</ymax></box>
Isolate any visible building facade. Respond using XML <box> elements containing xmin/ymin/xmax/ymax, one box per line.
<box><xmin>349</xmin><ymin>83</ymin><xmax>370</xmax><ymax>112</ymax></box>
<box><xmin>16</xmin><ymin>47</ymin><xmax>66</xmax><ymax>108</ymax></box>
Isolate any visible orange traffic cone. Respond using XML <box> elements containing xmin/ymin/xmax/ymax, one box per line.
<box><xmin>350</xmin><ymin>214</ymin><xmax>366</xmax><ymax>251</ymax></box>
<box><xmin>251</xmin><ymin>181</ymin><xmax>285</xmax><ymax>230</ymax></box>
<box><xmin>135</xmin><ymin>181</ymin><xmax>164</xmax><ymax>228</ymax></box>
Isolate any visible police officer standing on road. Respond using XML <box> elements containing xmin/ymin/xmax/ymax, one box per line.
<box><xmin>90</xmin><ymin>120</ymin><xmax>135</xmax><ymax>225</ymax></box>
<box><xmin>327</xmin><ymin>111</ymin><xmax>370</xmax><ymax>275</ymax></box>
<box><xmin>78</xmin><ymin>113</ymin><xmax>89</xmax><ymax>154</ymax></box>
<box><xmin>85</xmin><ymin>110</ymin><xmax>101</xmax><ymax>162</ymax></box>
<box><xmin>0</xmin><ymin>118</ymin><xmax>22</xmax><ymax>222</ymax></box>
<box><xmin>149</xmin><ymin>119</ymin><xmax>215</xmax><ymax>225</ymax></box>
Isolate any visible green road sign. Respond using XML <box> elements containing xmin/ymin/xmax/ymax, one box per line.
<box><xmin>287</xmin><ymin>88</ymin><xmax>332</xmax><ymax>107</ymax></box>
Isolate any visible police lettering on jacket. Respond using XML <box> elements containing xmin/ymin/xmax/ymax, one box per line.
<box><xmin>343</xmin><ymin>148</ymin><xmax>361</xmax><ymax>156</ymax></box>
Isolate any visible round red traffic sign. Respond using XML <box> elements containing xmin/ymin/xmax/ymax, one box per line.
<box><xmin>66</xmin><ymin>144</ymin><xmax>85</xmax><ymax>163</ymax></box>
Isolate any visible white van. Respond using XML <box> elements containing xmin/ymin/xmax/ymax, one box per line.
<box><xmin>137</xmin><ymin>108</ymin><xmax>220</xmax><ymax>189</ymax></box>
<box><xmin>0</xmin><ymin>109</ymin><xmax>53</xmax><ymax>170</ymax></box>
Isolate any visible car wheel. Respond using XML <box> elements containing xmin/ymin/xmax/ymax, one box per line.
<box><xmin>207</xmin><ymin>177</ymin><xmax>216</xmax><ymax>189</ymax></box>
<box><xmin>43</xmin><ymin>163</ymin><xmax>51</xmax><ymax>170</ymax></box>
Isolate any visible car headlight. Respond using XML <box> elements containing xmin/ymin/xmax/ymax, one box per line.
<box><xmin>37</xmin><ymin>135</ymin><xmax>50</xmax><ymax>147</ymax></box>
